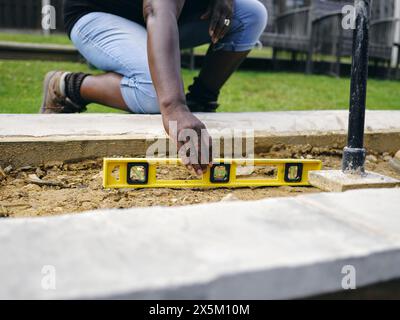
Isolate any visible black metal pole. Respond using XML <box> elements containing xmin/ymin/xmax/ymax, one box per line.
<box><xmin>342</xmin><ymin>0</ymin><xmax>370</xmax><ymax>174</ymax></box>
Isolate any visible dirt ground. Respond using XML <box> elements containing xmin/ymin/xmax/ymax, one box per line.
<box><xmin>1</xmin><ymin>144</ymin><xmax>399</xmax><ymax>218</ymax></box>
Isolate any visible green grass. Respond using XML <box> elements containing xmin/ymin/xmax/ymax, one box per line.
<box><xmin>0</xmin><ymin>32</ymin><xmax>72</xmax><ymax>45</ymax></box>
<box><xmin>194</xmin><ymin>44</ymin><xmax>274</xmax><ymax>59</ymax></box>
<box><xmin>0</xmin><ymin>59</ymin><xmax>399</xmax><ymax>113</ymax></box>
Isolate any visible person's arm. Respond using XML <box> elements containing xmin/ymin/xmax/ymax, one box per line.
<box><xmin>143</xmin><ymin>0</ymin><xmax>212</xmax><ymax>175</ymax></box>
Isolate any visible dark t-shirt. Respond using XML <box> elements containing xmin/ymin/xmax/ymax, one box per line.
<box><xmin>64</xmin><ymin>0</ymin><xmax>144</xmax><ymax>36</ymax></box>
<box><xmin>63</xmin><ymin>0</ymin><xmax>209</xmax><ymax>37</ymax></box>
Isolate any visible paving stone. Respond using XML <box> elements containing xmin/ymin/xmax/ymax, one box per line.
<box><xmin>0</xmin><ymin>188</ymin><xmax>400</xmax><ymax>300</ymax></box>
<box><xmin>1</xmin><ymin>111</ymin><xmax>400</xmax><ymax>138</ymax></box>
<box><xmin>2</xmin><ymin>111</ymin><xmax>400</xmax><ymax>168</ymax></box>
<box><xmin>309</xmin><ymin>170</ymin><xmax>400</xmax><ymax>192</ymax></box>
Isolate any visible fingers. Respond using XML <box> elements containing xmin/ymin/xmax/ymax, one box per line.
<box><xmin>218</xmin><ymin>16</ymin><xmax>231</xmax><ymax>40</ymax></box>
<box><xmin>178</xmin><ymin>140</ymin><xmax>203</xmax><ymax>176</ymax></box>
<box><xmin>212</xmin><ymin>16</ymin><xmax>230</xmax><ymax>43</ymax></box>
<box><xmin>200</xmin><ymin>129</ymin><xmax>213</xmax><ymax>172</ymax></box>
<box><xmin>177</xmin><ymin>130</ymin><xmax>213</xmax><ymax>176</ymax></box>
<box><xmin>207</xmin><ymin>3</ymin><xmax>233</xmax><ymax>43</ymax></box>
<box><xmin>209</xmin><ymin>11</ymin><xmax>220</xmax><ymax>40</ymax></box>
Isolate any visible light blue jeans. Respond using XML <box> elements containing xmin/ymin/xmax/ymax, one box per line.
<box><xmin>70</xmin><ymin>0</ymin><xmax>268</xmax><ymax>113</ymax></box>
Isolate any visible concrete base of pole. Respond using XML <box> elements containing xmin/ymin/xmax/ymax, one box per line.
<box><xmin>309</xmin><ymin>170</ymin><xmax>400</xmax><ymax>192</ymax></box>
<box><xmin>342</xmin><ymin>147</ymin><xmax>366</xmax><ymax>173</ymax></box>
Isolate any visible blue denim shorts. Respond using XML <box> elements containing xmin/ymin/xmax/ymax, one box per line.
<box><xmin>70</xmin><ymin>0</ymin><xmax>268</xmax><ymax>114</ymax></box>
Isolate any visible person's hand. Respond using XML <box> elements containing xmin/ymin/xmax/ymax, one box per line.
<box><xmin>201</xmin><ymin>0</ymin><xmax>234</xmax><ymax>44</ymax></box>
<box><xmin>162</xmin><ymin>106</ymin><xmax>213</xmax><ymax>176</ymax></box>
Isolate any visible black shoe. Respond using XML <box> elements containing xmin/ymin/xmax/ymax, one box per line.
<box><xmin>186</xmin><ymin>97</ymin><xmax>219</xmax><ymax>113</ymax></box>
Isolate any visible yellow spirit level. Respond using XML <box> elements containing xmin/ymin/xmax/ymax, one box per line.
<box><xmin>103</xmin><ymin>158</ymin><xmax>322</xmax><ymax>189</ymax></box>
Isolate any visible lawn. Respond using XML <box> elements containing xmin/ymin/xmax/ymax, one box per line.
<box><xmin>0</xmin><ymin>59</ymin><xmax>399</xmax><ymax>114</ymax></box>
<box><xmin>0</xmin><ymin>32</ymin><xmax>72</xmax><ymax>45</ymax></box>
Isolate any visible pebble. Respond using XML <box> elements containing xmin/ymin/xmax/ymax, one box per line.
<box><xmin>300</xmin><ymin>144</ymin><xmax>313</xmax><ymax>153</ymax></box>
<box><xmin>366</xmin><ymin>155</ymin><xmax>378</xmax><ymax>163</ymax></box>
<box><xmin>221</xmin><ymin>193</ymin><xmax>239</xmax><ymax>202</ymax></box>
<box><xmin>18</xmin><ymin>166</ymin><xmax>33</xmax><ymax>171</ymax></box>
<box><xmin>4</xmin><ymin>166</ymin><xmax>13</xmax><ymax>174</ymax></box>
<box><xmin>383</xmin><ymin>156</ymin><xmax>392</xmax><ymax>162</ymax></box>
<box><xmin>36</xmin><ymin>168</ymin><xmax>46</xmax><ymax>178</ymax></box>
<box><xmin>44</xmin><ymin>161</ymin><xmax>63</xmax><ymax>169</ymax></box>
<box><xmin>395</xmin><ymin>150</ymin><xmax>400</xmax><ymax>161</ymax></box>
<box><xmin>236</xmin><ymin>166</ymin><xmax>254</xmax><ymax>176</ymax></box>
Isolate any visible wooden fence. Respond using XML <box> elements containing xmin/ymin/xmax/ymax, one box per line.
<box><xmin>0</xmin><ymin>0</ymin><xmax>64</xmax><ymax>31</ymax></box>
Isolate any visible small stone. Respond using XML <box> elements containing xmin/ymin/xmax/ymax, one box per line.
<box><xmin>18</xmin><ymin>166</ymin><xmax>33</xmax><ymax>172</ymax></box>
<box><xmin>28</xmin><ymin>174</ymin><xmax>40</xmax><ymax>181</ymax></box>
<box><xmin>4</xmin><ymin>166</ymin><xmax>13</xmax><ymax>174</ymax></box>
<box><xmin>36</xmin><ymin>168</ymin><xmax>45</xmax><ymax>178</ymax></box>
<box><xmin>306</xmin><ymin>155</ymin><xmax>314</xmax><ymax>160</ymax></box>
<box><xmin>44</xmin><ymin>161</ymin><xmax>63</xmax><ymax>169</ymax></box>
<box><xmin>26</xmin><ymin>174</ymin><xmax>66</xmax><ymax>188</ymax></box>
<box><xmin>312</xmin><ymin>147</ymin><xmax>320</xmax><ymax>154</ymax></box>
<box><xmin>221</xmin><ymin>193</ymin><xmax>239</xmax><ymax>202</ymax></box>
<box><xmin>395</xmin><ymin>150</ymin><xmax>400</xmax><ymax>161</ymax></box>
<box><xmin>366</xmin><ymin>155</ymin><xmax>378</xmax><ymax>163</ymax></box>
<box><xmin>384</xmin><ymin>156</ymin><xmax>392</xmax><ymax>162</ymax></box>
<box><xmin>300</xmin><ymin>144</ymin><xmax>313</xmax><ymax>153</ymax></box>
<box><xmin>236</xmin><ymin>166</ymin><xmax>255</xmax><ymax>176</ymax></box>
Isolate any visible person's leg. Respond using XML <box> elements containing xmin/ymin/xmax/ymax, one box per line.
<box><xmin>41</xmin><ymin>12</ymin><xmax>160</xmax><ymax>114</ymax></box>
<box><xmin>182</xmin><ymin>0</ymin><xmax>268</xmax><ymax>112</ymax></box>
<box><xmin>72</xmin><ymin>12</ymin><xmax>160</xmax><ymax>114</ymax></box>
<box><xmin>80</xmin><ymin>73</ymin><xmax>127</xmax><ymax>111</ymax></box>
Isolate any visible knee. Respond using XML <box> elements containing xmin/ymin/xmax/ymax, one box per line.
<box><xmin>121</xmin><ymin>77</ymin><xmax>160</xmax><ymax>114</ymax></box>
<box><xmin>241</xmin><ymin>0</ymin><xmax>268</xmax><ymax>36</ymax></box>
<box><xmin>136</xmin><ymin>83</ymin><xmax>160</xmax><ymax>114</ymax></box>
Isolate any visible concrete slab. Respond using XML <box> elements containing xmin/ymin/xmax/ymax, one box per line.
<box><xmin>309</xmin><ymin>170</ymin><xmax>400</xmax><ymax>192</ymax></box>
<box><xmin>2</xmin><ymin>111</ymin><xmax>400</xmax><ymax>138</ymax></box>
<box><xmin>1</xmin><ymin>188</ymin><xmax>400</xmax><ymax>300</ymax></box>
<box><xmin>1</xmin><ymin>111</ymin><xmax>400</xmax><ymax>167</ymax></box>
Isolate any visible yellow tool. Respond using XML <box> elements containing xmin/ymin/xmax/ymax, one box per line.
<box><xmin>103</xmin><ymin>158</ymin><xmax>322</xmax><ymax>189</ymax></box>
